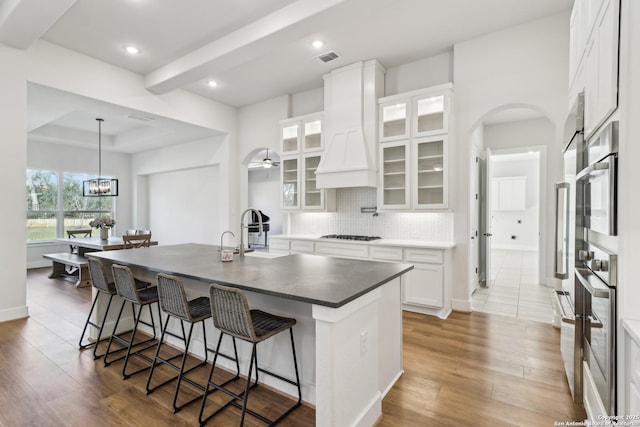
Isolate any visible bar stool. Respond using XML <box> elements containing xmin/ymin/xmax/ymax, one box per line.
<box><xmin>78</xmin><ymin>257</ymin><xmax>117</xmax><ymax>359</ymax></box>
<box><xmin>103</xmin><ymin>264</ymin><xmax>160</xmax><ymax>379</ymax></box>
<box><xmin>198</xmin><ymin>283</ymin><xmax>302</xmax><ymax>426</ymax></box>
<box><xmin>146</xmin><ymin>273</ymin><xmax>240</xmax><ymax>413</ymax></box>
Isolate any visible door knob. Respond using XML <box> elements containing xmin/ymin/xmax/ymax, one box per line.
<box><xmin>484</xmin><ymin>233</ymin><xmax>493</xmax><ymax>237</ymax></box>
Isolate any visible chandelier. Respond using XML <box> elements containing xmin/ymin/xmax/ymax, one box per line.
<box><xmin>82</xmin><ymin>118</ymin><xmax>118</xmax><ymax>197</ymax></box>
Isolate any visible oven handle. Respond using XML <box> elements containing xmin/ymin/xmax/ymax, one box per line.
<box><xmin>552</xmin><ymin>290</ymin><xmax>575</xmax><ymax>324</ymax></box>
<box><xmin>576</xmin><ymin>160</ymin><xmax>609</xmax><ymax>181</ymax></box>
<box><xmin>586</xmin><ymin>312</ymin><xmax>604</xmax><ymax>329</ymax></box>
<box><xmin>575</xmin><ymin>267</ymin><xmax>611</xmax><ymax>298</ymax></box>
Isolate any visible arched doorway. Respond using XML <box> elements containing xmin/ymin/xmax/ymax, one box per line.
<box><xmin>468</xmin><ymin>104</ymin><xmax>556</xmax><ymax>323</ymax></box>
<box><xmin>245</xmin><ymin>148</ymin><xmax>282</xmax><ymax>249</ymax></box>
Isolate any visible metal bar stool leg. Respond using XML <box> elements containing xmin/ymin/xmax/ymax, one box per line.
<box><xmin>92</xmin><ymin>293</ymin><xmax>115</xmax><ymax>359</ymax></box>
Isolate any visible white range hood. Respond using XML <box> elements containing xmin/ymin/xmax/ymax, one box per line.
<box><xmin>315</xmin><ymin>60</ymin><xmax>385</xmax><ymax>189</ymax></box>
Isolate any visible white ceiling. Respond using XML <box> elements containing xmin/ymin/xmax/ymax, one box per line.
<box><xmin>1</xmin><ymin>0</ymin><xmax>572</xmax><ymax>153</ymax></box>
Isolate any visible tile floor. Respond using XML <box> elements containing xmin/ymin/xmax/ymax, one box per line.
<box><xmin>472</xmin><ymin>249</ymin><xmax>555</xmax><ymax>323</ymax></box>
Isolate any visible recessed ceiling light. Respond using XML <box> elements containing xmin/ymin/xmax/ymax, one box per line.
<box><xmin>311</xmin><ymin>40</ymin><xmax>324</xmax><ymax>49</ymax></box>
<box><xmin>124</xmin><ymin>45</ymin><xmax>140</xmax><ymax>55</ymax></box>
<box><xmin>207</xmin><ymin>80</ymin><xmax>219</xmax><ymax>88</ymax></box>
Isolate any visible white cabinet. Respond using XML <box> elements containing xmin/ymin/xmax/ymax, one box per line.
<box><xmin>403</xmin><ymin>263</ymin><xmax>443</xmax><ymax>308</ymax></box>
<box><xmin>413</xmin><ymin>136</ymin><xmax>447</xmax><ymax>208</ymax></box>
<box><xmin>268</xmin><ymin>237</ymin><xmax>453</xmax><ymax>318</ymax></box>
<box><xmin>491</xmin><ymin>177</ymin><xmax>526</xmax><ymax>211</ymax></box>
<box><xmin>290</xmin><ymin>240</ymin><xmax>314</xmax><ymax>254</ymax></box>
<box><xmin>378</xmin><ymin>84</ymin><xmax>451</xmax><ymax>211</ymax></box>
<box><xmin>379</xmin><ymin>85</ymin><xmax>450</xmax><ymax>143</ymax></box>
<box><xmin>315</xmin><ymin>242</ymin><xmax>369</xmax><ymax>260</ymax></box>
<box><xmin>280</xmin><ymin>113</ymin><xmax>335</xmax><ymax>211</ymax></box>
<box><xmin>281</xmin><ymin>157</ymin><xmax>300</xmax><ymax>210</ymax></box>
<box><xmin>379</xmin><ymin>136</ymin><xmax>448</xmax><ymax>210</ymax></box>
<box><xmin>380</xmin><ymin>141</ymin><xmax>410</xmax><ymax>209</ymax></box>
<box><xmin>581</xmin><ymin>0</ymin><xmax>620</xmax><ymax>138</ymax></box>
<box><xmin>402</xmin><ymin>248</ymin><xmax>444</xmax><ymax>309</ymax></box>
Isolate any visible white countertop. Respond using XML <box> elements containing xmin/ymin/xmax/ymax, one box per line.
<box><xmin>270</xmin><ymin>234</ymin><xmax>456</xmax><ymax>249</ymax></box>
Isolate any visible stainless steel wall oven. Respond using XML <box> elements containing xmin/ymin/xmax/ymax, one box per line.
<box><xmin>576</xmin><ymin>241</ymin><xmax>617</xmax><ymax>415</ymax></box>
<box><xmin>578</xmin><ymin>122</ymin><xmax>618</xmax><ymax>236</ymax></box>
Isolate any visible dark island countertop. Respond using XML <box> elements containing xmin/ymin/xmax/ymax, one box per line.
<box><xmin>88</xmin><ymin>243</ymin><xmax>414</xmax><ymax>308</ymax></box>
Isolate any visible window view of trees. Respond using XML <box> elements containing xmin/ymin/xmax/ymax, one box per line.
<box><xmin>26</xmin><ymin>169</ymin><xmax>114</xmax><ymax>241</ymax></box>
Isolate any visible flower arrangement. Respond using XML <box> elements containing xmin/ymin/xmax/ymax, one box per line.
<box><xmin>89</xmin><ymin>217</ymin><xmax>116</xmax><ymax>229</ymax></box>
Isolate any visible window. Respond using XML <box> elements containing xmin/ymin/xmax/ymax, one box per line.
<box><xmin>26</xmin><ymin>170</ymin><xmax>58</xmax><ymax>241</ymax></box>
<box><xmin>26</xmin><ymin>169</ymin><xmax>115</xmax><ymax>242</ymax></box>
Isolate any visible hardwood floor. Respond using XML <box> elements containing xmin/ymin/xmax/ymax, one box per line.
<box><xmin>0</xmin><ymin>268</ymin><xmax>585</xmax><ymax>426</ymax></box>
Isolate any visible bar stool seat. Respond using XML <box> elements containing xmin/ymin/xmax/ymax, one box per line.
<box><xmin>198</xmin><ymin>283</ymin><xmax>301</xmax><ymax>426</ymax></box>
<box><xmin>103</xmin><ymin>264</ymin><xmax>160</xmax><ymax>379</ymax></box>
<box><xmin>78</xmin><ymin>257</ymin><xmax>116</xmax><ymax>359</ymax></box>
<box><xmin>146</xmin><ymin>273</ymin><xmax>240</xmax><ymax>414</ymax></box>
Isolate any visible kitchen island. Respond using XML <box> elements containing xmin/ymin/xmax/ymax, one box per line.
<box><xmin>88</xmin><ymin>243</ymin><xmax>413</xmax><ymax>427</ymax></box>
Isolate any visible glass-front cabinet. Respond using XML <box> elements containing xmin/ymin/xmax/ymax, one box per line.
<box><xmin>378</xmin><ymin>83</ymin><xmax>451</xmax><ymax>211</ymax></box>
<box><xmin>413</xmin><ymin>93</ymin><xmax>447</xmax><ymax>137</ymax></box>
<box><xmin>380</xmin><ymin>101</ymin><xmax>409</xmax><ymax>141</ymax></box>
<box><xmin>302</xmin><ymin>154</ymin><xmax>323</xmax><ymax>209</ymax></box>
<box><xmin>281</xmin><ymin>124</ymin><xmax>300</xmax><ymax>155</ymax></box>
<box><xmin>379</xmin><ymin>142</ymin><xmax>409</xmax><ymax>209</ymax></box>
<box><xmin>279</xmin><ymin>113</ymin><xmax>335</xmax><ymax>211</ymax></box>
<box><xmin>413</xmin><ymin>136</ymin><xmax>447</xmax><ymax>208</ymax></box>
<box><xmin>303</xmin><ymin>119</ymin><xmax>322</xmax><ymax>152</ymax></box>
<box><xmin>281</xmin><ymin>157</ymin><xmax>299</xmax><ymax>210</ymax></box>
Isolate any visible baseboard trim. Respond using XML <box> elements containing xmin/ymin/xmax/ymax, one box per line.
<box><xmin>0</xmin><ymin>305</ymin><xmax>29</xmax><ymax>323</ymax></box>
<box><xmin>452</xmin><ymin>298</ymin><xmax>472</xmax><ymax>313</ymax></box>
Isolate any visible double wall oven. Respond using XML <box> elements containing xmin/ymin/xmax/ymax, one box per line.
<box><xmin>554</xmin><ymin>92</ymin><xmax>618</xmax><ymax>416</ymax></box>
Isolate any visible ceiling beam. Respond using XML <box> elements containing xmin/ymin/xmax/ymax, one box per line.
<box><xmin>0</xmin><ymin>0</ymin><xmax>76</xmax><ymax>49</ymax></box>
<box><xmin>144</xmin><ymin>0</ymin><xmax>348</xmax><ymax>94</ymax></box>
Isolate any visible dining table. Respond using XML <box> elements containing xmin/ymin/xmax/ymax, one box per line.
<box><xmin>55</xmin><ymin>236</ymin><xmax>158</xmax><ymax>256</ymax></box>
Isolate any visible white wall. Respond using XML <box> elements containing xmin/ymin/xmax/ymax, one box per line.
<box><xmin>0</xmin><ymin>45</ymin><xmax>28</xmax><ymax>322</ymax></box>
<box><xmin>131</xmin><ymin>135</ymin><xmax>231</xmax><ymax>245</ymax></box>
<box><xmin>384</xmin><ymin>52</ymin><xmax>453</xmax><ymax>96</ymax></box>
<box><xmin>148</xmin><ymin>165</ymin><xmax>221</xmax><ymax>245</ymax></box>
<box><xmin>451</xmin><ymin>12</ymin><xmax>569</xmax><ymax>310</ymax></box>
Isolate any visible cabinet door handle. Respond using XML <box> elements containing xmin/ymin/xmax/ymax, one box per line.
<box><xmin>483</xmin><ymin>233</ymin><xmax>493</xmax><ymax>237</ymax></box>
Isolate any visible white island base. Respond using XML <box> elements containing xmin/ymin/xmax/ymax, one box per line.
<box><xmin>92</xmin><ymin>263</ymin><xmax>404</xmax><ymax>427</ymax></box>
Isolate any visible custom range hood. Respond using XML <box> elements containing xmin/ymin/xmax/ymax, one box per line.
<box><xmin>316</xmin><ymin>60</ymin><xmax>385</xmax><ymax>188</ymax></box>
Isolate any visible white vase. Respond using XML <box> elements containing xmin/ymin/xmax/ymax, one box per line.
<box><xmin>100</xmin><ymin>227</ymin><xmax>109</xmax><ymax>240</ymax></box>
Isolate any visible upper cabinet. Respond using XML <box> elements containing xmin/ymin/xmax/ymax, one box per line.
<box><xmin>569</xmin><ymin>0</ymin><xmax>619</xmax><ymax>137</ymax></box>
<box><xmin>379</xmin><ymin>86</ymin><xmax>449</xmax><ymax>143</ymax></box>
<box><xmin>378</xmin><ymin>84</ymin><xmax>452</xmax><ymax>210</ymax></box>
<box><xmin>412</xmin><ymin>92</ymin><xmax>448</xmax><ymax>137</ymax></box>
<box><xmin>380</xmin><ymin>101</ymin><xmax>409</xmax><ymax>141</ymax></box>
<box><xmin>281</xmin><ymin>114</ymin><xmax>324</xmax><ymax>155</ymax></box>
<box><xmin>280</xmin><ymin>113</ymin><xmax>335</xmax><ymax>211</ymax></box>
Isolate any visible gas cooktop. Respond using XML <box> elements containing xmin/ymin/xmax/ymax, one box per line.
<box><xmin>319</xmin><ymin>234</ymin><xmax>381</xmax><ymax>241</ymax></box>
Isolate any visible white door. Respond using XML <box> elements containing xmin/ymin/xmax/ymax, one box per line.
<box><xmin>469</xmin><ymin>145</ymin><xmax>480</xmax><ymax>293</ymax></box>
<box><xmin>484</xmin><ymin>148</ymin><xmax>493</xmax><ymax>286</ymax></box>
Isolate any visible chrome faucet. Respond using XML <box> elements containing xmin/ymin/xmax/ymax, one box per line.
<box><xmin>220</xmin><ymin>230</ymin><xmax>235</xmax><ymax>251</ymax></box>
<box><xmin>239</xmin><ymin>208</ymin><xmax>263</xmax><ymax>258</ymax></box>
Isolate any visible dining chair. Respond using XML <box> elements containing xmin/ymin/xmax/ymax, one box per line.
<box><xmin>67</xmin><ymin>228</ymin><xmax>92</xmax><ymax>254</ymax></box>
<box><xmin>125</xmin><ymin>229</ymin><xmax>152</xmax><ymax>235</ymax></box>
<box><xmin>122</xmin><ymin>233</ymin><xmax>152</xmax><ymax>249</ymax></box>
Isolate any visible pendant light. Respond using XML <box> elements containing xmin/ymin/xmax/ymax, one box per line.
<box><xmin>83</xmin><ymin>118</ymin><xmax>118</xmax><ymax>196</ymax></box>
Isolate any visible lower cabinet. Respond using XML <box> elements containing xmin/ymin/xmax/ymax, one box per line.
<box><xmin>402</xmin><ymin>262</ymin><xmax>443</xmax><ymax>308</ymax></box>
<box><xmin>270</xmin><ymin>237</ymin><xmax>451</xmax><ymax>318</ymax></box>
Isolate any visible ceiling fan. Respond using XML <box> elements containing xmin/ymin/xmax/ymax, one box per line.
<box><xmin>249</xmin><ymin>149</ymin><xmax>280</xmax><ymax>169</ymax></box>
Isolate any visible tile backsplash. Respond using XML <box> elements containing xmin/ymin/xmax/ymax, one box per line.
<box><xmin>287</xmin><ymin>188</ymin><xmax>453</xmax><ymax>241</ymax></box>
